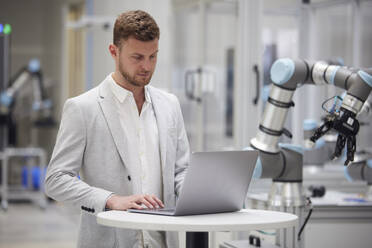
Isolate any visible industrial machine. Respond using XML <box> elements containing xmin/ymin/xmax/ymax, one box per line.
<box><xmin>0</xmin><ymin>58</ymin><xmax>55</xmax><ymax>210</ymax></box>
<box><xmin>0</xmin><ymin>22</ymin><xmax>54</xmax><ymax>210</ymax></box>
<box><xmin>249</xmin><ymin>58</ymin><xmax>372</xmax><ymax>248</ymax></box>
<box><xmin>0</xmin><ymin>58</ymin><xmax>54</xmax><ymax>128</ymax></box>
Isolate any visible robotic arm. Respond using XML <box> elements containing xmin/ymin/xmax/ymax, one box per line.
<box><xmin>249</xmin><ymin>58</ymin><xmax>372</xmax><ymax>245</ymax></box>
<box><xmin>308</xmin><ymin>65</ymin><xmax>372</xmax><ymax>165</ymax></box>
<box><xmin>251</xmin><ymin>58</ymin><xmax>372</xmax><ymax>166</ymax></box>
<box><xmin>0</xmin><ymin>59</ymin><xmax>53</xmax><ymax>126</ymax></box>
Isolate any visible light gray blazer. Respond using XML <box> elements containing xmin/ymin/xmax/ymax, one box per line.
<box><xmin>45</xmin><ymin>76</ymin><xmax>190</xmax><ymax>248</ymax></box>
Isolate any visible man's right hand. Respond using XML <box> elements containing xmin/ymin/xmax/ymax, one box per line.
<box><xmin>105</xmin><ymin>194</ymin><xmax>165</xmax><ymax>211</ymax></box>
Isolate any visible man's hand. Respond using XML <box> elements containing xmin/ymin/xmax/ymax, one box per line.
<box><xmin>105</xmin><ymin>194</ymin><xmax>165</xmax><ymax>211</ymax></box>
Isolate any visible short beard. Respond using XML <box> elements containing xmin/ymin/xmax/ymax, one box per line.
<box><xmin>118</xmin><ymin>58</ymin><xmax>152</xmax><ymax>87</ymax></box>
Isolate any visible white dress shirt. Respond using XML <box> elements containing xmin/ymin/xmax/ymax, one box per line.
<box><xmin>109</xmin><ymin>74</ymin><xmax>165</xmax><ymax>248</ymax></box>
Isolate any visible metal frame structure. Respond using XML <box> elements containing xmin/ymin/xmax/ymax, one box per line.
<box><xmin>234</xmin><ymin>0</ymin><xmax>263</xmax><ymax>149</ymax></box>
<box><xmin>1</xmin><ymin>148</ymin><xmax>47</xmax><ymax>210</ymax></box>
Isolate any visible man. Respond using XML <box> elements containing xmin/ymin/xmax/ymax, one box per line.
<box><xmin>45</xmin><ymin>10</ymin><xmax>190</xmax><ymax>248</ymax></box>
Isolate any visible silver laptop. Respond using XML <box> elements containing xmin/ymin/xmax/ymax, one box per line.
<box><xmin>128</xmin><ymin>150</ymin><xmax>258</xmax><ymax>216</ymax></box>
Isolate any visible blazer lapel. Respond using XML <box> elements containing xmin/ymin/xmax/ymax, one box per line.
<box><xmin>149</xmin><ymin>87</ymin><xmax>167</xmax><ymax>173</ymax></box>
<box><xmin>97</xmin><ymin>79</ymin><xmax>132</xmax><ymax>171</ymax></box>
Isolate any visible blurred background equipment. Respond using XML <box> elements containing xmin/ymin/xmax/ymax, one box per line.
<box><xmin>1</xmin><ymin>0</ymin><xmax>372</xmax><ymax>248</ymax></box>
<box><xmin>0</xmin><ymin>59</ymin><xmax>54</xmax><ymax>126</ymax></box>
<box><xmin>0</xmin><ymin>22</ymin><xmax>54</xmax><ymax>211</ymax></box>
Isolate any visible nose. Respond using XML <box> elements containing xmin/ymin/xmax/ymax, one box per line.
<box><xmin>141</xmin><ymin>58</ymin><xmax>152</xmax><ymax>71</ymax></box>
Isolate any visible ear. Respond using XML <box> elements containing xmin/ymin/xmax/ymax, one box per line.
<box><xmin>108</xmin><ymin>44</ymin><xmax>118</xmax><ymax>59</ymax></box>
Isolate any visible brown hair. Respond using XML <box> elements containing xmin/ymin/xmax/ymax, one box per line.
<box><xmin>113</xmin><ymin>10</ymin><xmax>160</xmax><ymax>46</ymax></box>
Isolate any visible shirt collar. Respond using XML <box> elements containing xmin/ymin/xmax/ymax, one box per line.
<box><xmin>144</xmin><ymin>85</ymin><xmax>152</xmax><ymax>104</ymax></box>
<box><xmin>109</xmin><ymin>73</ymin><xmax>152</xmax><ymax>104</ymax></box>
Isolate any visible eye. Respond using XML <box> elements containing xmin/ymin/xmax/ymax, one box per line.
<box><xmin>132</xmin><ymin>55</ymin><xmax>142</xmax><ymax>61</ymax></box>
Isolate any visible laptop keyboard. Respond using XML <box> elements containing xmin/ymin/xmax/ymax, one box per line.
<box><xmin>147</xmin><ymin>208</ymin><xmax>175</xmax><ymax>212</ymax></box>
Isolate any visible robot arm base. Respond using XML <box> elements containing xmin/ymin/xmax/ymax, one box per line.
<box><xmin>257</xmin><ymin>144</ymin><xmax>303</xmax><ymax>182</ymax></box>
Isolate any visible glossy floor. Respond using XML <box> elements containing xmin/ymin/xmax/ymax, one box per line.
<box><xmin>0</xmin><ymin>201</ymin><xmax>79</xmax><ymax>248</ymax></box>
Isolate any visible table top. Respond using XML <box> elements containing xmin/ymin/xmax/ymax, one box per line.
<box><xmin>97</xmin><ymin>209</ymin><xmax>298</xmax><ymax>232</ymax></box>
<box><xmin>248</xmin><ymin>191</ymin><xmax>372</xmax><ymax>207</ymax></box>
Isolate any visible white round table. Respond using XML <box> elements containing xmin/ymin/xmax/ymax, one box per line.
<box><xmin>97</xmin><ymin>209</ymin><xmax>298</xmax><ymax>248</ymax></box>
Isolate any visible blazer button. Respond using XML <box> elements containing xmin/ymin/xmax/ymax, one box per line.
<box><xmin>127</xmin><ymin>175</ymin><xmax>131</xmax><ymax>181</ymax></box>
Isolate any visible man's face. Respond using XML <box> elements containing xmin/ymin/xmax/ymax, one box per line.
<box><xmin>114</xmin><ymin>37</ymin><xmax>158</xmax><ymax>87</ymax></box>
